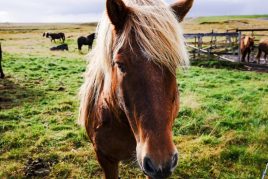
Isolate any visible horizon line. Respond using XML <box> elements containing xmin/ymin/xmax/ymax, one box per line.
<box><xmin>1</xmin><ymin>14</ymin><xmax>267</xmax><ymax>24</ymax></box>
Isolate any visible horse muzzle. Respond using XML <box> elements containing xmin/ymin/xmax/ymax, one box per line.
<box><xmin>142</xmin><ymin>153</ymin><xmax>178</xmax><ymax>179</ymax></box>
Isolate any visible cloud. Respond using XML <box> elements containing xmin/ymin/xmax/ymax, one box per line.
<box><xmin>0</xmin><ymin>0</ymin><xmax>267</xmax><ymax>23</ymax></box>
<box><xmin>189</xmin><ymin>0</ymin><xmax>268</xmax><ymax>17</ymax></box>
<box><xmin>0</xmin><ymin>0</ymin><xmax>105</xmax><ymax>22</ymax></box>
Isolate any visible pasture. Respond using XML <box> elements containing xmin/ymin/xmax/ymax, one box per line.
<box><xmin>0</xmin><ymin>17</ymin><xmax>268</xmax><ymax>178</ymax></box>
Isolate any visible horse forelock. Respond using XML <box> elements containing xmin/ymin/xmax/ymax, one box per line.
<box><xmin>79</xmin><ymin>0</ymin><xmax>189</xmax><ymax>126</ymax></box>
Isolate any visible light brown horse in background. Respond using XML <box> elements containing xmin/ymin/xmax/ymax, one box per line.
<box><xmin>240</xmin><ymin>35</ymin><xmax>254</xmax><ymax>62</ymax></box>
<box><xmin>256</xmin><ymin>38</ymin><xmax>268</xmax><ymax>64</ymax></box>
<box><xmin>79</xmin><ymin>0</ymin><xmax>194</xmax><ymax>178</ymax></box>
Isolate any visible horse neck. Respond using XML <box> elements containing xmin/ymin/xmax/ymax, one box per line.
<box><xmin>240</xmin><ymin>38</ymin><xmax>247</xmax><ymax>49</ymax></box>
<box><xmin>244</xmin><ymin>37</ymin><xmax>250</xmax><ymax>47</ymax></box>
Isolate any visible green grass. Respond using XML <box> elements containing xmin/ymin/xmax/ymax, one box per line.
<box><xmin>195</xmin><ymin>14</ymin><xmax>268</xmax><ymax>24</ymax></box>
<box><xmin>1</xmin><ymin>51</ymin><xmax>267</xmax><ymax>178</ymax></box>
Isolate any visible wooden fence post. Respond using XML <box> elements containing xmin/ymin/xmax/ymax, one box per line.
<box><xmin>237</xmin><ymin>31</ymin><xmax>242</xmax><ymax>62</ymax></box>
<box><xmin>198</xmin><ymin>36</ymin><xmax>203</xmax><ymax>57</ymax></box>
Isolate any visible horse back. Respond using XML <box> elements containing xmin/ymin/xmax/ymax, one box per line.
<box><xmin>259</xmin><ymin>39</ymin><xmax>268</xmax><ymax>53</ymax></box>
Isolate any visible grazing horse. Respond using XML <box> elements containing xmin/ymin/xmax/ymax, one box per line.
<box><xmin>79</xmin><ymin>0</ymin><xmax>193</xmax><ymax>178</ymax></box>
<box><xmin>77</xmin><ymin>33</ymin><xmax>95</xmax><ymax>51</ymax></box>
<box><xmin>240</xmin><ymin>35</ymin><xmax>254</xmax><ymax>62</ymax></box>
<box><xmin>50</xmin><ymin>44</ymin><xmax>69</xmax><ymax>51</ymax></box>
<box><xmin>0</xmin><ymin>43</ymin><xmax>4</xmax><ymax>79</ymax></box>
<box><xmin>256</xmin><ymin>38</ymin><xmax>268</xmax><ymax>64</ymax></box>
<box><xmin>44</xmin><ymin>32</ymin><xmax>65</xmax><ymax>43</ymax></box>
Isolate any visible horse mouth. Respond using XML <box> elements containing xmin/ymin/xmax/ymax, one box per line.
<box><xmin>143</xmin><ymin>170</ymin><xmax>172</xmax><ymax>179</ymax></box>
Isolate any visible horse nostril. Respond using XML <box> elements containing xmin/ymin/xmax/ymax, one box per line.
<box><xmin>171</xmin><ymin>153</ymin><xmax>178</xmax><ymax>169</ymax></box>
<box><xmin>143</xmin><ymin>157</ymin><xmax>156</xmax><ymax>174</ymax></box>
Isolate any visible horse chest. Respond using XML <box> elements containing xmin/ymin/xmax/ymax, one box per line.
<box><xmin>91</xmin><ymin>107</ymin><xmax>136</xmax><ymax>161</ymax></box>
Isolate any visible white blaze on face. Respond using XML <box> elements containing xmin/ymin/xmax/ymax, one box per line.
<box><xmin>136</xmin><ymin>139</ymin><xmax>148</xmax><ymax>169</ymax></box>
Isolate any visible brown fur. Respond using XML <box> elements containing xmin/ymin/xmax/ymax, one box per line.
<box><xmin>256</xmin><ymin>38</ymin><xmax>268</xmax><ymax>64</ymax></box>
<box><xmin>80</xmin><ymin>0</ymin><xmax>193</xmax><ymax>178</ymax></box>
<box><xmin>240</xmin><ymin>35</ymin><xmax>254</xmax><ymax>63</ymax></box>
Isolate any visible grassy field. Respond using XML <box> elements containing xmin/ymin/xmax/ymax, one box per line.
<box><xmin>194</xmin><ymin>15</ymin><xmax>268</xmax><ymax>24</ymax></box>
<box><xmin>0</xmin><ymin>17</ymin><xmax>268</xmax><ymax>178</ymax></box>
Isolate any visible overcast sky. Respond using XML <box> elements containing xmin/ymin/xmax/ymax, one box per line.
<box><xmin>0</xmin><ymin>0</ymin><xmax>267</xmax><ymax>23</ymax></box>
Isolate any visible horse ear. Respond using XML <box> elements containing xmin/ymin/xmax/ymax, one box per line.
<box><xmin>170</xmin><ymin>0</ymin><xmax>194</xmax><ymax>22</ymax></box>
<box><xmin>106</xmin><ymin>0</ymin><xmax>130</xmax><ymax>31</ymax></box>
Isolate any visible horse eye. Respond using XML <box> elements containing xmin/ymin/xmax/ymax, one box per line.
<box><xmin>116</xmin><ymin>62</ymin><xmax>127</xmax><ymax>73</ymax></box>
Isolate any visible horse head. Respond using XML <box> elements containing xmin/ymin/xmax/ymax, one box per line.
<box><xmin>106</xmin><ymin>0</ymin><xmax>193</xmax><ymax>178</ymax></box>
<box><xmin>45</xmin><ymin>33</ymin><xmax>50</xmax><ymax>38</ymax></box>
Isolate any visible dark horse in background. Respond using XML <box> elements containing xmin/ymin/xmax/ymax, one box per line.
<box><xmin>43</xmin><ymin>32</ymin><xmax>65</xmax><ymax>43</ymax></box>
<box><xmin>0</xmin><ymin>43</ymin><xmax>4</xmax><ymax>78</ymax></box>
<box><xmin>79</xmin><ymin>0</ymin><xmax>194</xmax><ymax>178</ymax></box>
<box><xmin>240</xmin><ymin>35</ymin><xmax>254</xmax><ymax>62</ymax></box>
<box><xmin>77</xmin><ymin>33</ymin><xmax>95</xmax><ymax>51</ymax></box>
<box><xmin>256</xmin><ymin>38</ymin><xmax>268</xmax><ymax>64</ymax></box>
<box><xmin>50</xmin><ymin>44</ymin><xmax>69</xmax><ymax>51</ymax></box>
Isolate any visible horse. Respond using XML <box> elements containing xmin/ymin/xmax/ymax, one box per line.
<box><xmin>79</xmin><ymin>0</ymin><xmax>193</xmax><ymax>178</ymax></box>
<box><xmin>256</xmin><ymin>38</ymin><xmax>268</xmax><ymax>64</ymax></box>
<box><xmin>240</xmin><ymin>35</ymin><xmax>254</xmax><ymax>63</ymax></box>
<box><xmin>77</xmin><ymin>33</ymin><xmax>95</xmax><ymax>51</ymax></box>
<box><xmin>44</xmin><ymin>32</ymin><xmax>65</xmax><ymax>43</ymax></box>
<box><xmin>0</xmin><ymin>43</ymin><xmax>4</xmax><ymax>79</ymax></box>
<box><xmin>50</xmin><ymin>44</ymin><xmax>69</xmax><ymax>51</ymax></box>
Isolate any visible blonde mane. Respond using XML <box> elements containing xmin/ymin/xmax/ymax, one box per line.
<box><xmin>79</xmin><ymin>0</ymin><xmax>189</xmax><ymax>125</ymax></box>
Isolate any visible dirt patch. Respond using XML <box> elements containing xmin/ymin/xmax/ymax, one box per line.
<box><xmin>243</xmin><ymin>63</ymin><xmax>268</xmax><ymax>73</ymax></box>
<box><xmin>24</xmin><ymin>157</ymin><xmax>59</xmax><ymax>177</ymax></box>
<box><xmin>24</xmin><ymin>158</ymin><xmax>51</xmax><ymax>177</ymax></box>
<box><xmin>192</xmin><ymin>59</ymin><xmax>268</xmax><ymax>73</ymax></box>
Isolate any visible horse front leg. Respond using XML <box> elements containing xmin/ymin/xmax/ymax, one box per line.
<box><xmin>241</xmin><ymin>52</ymin><xmax>246</xmax><ymax>62</ymax></box>
<box><xmin>96</xmin><ymin>150</ymin><xmax>119</xmax><ymax>179</ymax></box>
<box><xmin>247</xmin><ymin>50</ymin><xmax>251</xmax><ymax>63</ymax></box>
<box><xmin>256</xmin><ymin>49</ymin><xmax>262</xmax><ymax>64</ymax></box>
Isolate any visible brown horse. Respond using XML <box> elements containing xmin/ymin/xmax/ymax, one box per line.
<box><xmin>240</xmin><ymin>35</ymin><xmax>254</xmax><ymax>62</ymax></box>
<box><xmin>79</xmin><ymin>0</ymin><xmax>193</xmax><ymax>178</ymax></box>
<box><xmin>0</xmin><ymin>43</ymin><xmax>4</xmax><ymax>79</ymax></box>
<box><xmin>256</xmin><ymin>38</ymin><xmax>268</xmax><ymax>64</ymax></box>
